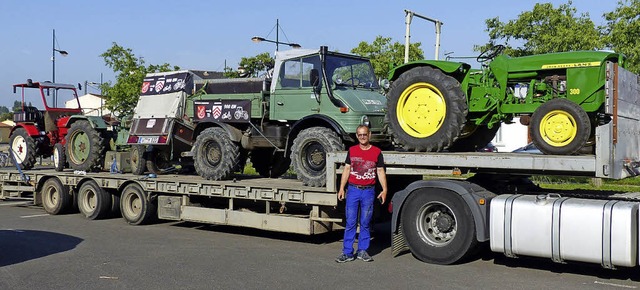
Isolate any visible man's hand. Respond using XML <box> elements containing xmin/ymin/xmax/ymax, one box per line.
<box><xmin>377</xmin><ymin>190</ymin><xmax>387</xmax><ymax>204</ymax></box>
<box><xmin>338</xmin><ymin>188</ymin><xmax>345</xmax><ymax>201</ymax></box>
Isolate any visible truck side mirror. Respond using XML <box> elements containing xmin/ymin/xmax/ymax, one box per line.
<box><xmin>310</xmin><ymin>69</ymin><xmax>320</xmax><ymax>92</ymax></box>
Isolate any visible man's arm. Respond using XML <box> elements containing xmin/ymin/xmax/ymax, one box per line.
<box><xmin>376</xmin><ymin>167</ymin><xmax>388</xmax><ymax>204</ymax></box>
<box><xmin>337</xmin><ymin>164</ymin><xmax>351</xmax><ymax>201</ymax></box>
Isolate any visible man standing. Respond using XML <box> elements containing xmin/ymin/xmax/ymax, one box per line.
<box><xmin>335</xmin><ymin>125</ymin><xmax>387</xmax><ymax>263</ymax></box>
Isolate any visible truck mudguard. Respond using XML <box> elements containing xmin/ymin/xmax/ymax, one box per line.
<box><xmin>391</xmin><ymin>179</ymin><xmax>495</xmax><ymax>242</ymax></box>
<box><xmin>289</xmin><ymin>114</ymin><xmax>352</xmax><ymax>143</ymax></box>
<box><xmin>194</xmin><ymin>121</ymin><xmax>243</xmax><ymax>143</ymax></box>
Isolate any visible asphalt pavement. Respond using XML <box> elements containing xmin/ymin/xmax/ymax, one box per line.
<box><xmin>0</xmin><ymin>200</ymin><xmax>638</xmax><ymax>290</ymax></box>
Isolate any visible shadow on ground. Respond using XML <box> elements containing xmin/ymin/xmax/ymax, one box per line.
<box><xmin>0</xmin><ymin>230</ymin><xmax>83</xmax><ymax>267</ymax></box>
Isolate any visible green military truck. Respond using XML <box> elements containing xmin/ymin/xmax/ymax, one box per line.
<box><xmin>126</xmin><ymin>46</ymin><xmax>389</xmax><ymax>186</ymax></box>
<box><xmin>386</xmin><ymin>45</ymin><xmax>626</xmax><ymax>155</ymax></box>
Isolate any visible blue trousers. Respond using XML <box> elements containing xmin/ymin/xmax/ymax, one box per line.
<box><xmin>342</xmin><ymin>185</ymin><xmax>375</xmax><ymax>256</ymax></box>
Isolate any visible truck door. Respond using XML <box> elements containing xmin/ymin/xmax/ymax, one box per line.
<box><xmin>271</xmin><ymin>56</ymin><xmax>321</xmax><ymax>120</ymax></box>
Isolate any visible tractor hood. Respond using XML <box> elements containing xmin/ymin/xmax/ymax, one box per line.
<box><xmin>499</xmin><ymin>51</ymin><xmax>625</xmax><ymax>73</ymax></box>
<box><xmin>333</xmin><ymin>88</ymin><xmax>386</xmax><ymax>113</ymax></box>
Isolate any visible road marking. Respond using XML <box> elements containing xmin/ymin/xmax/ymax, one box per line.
<box><xmin>594</xmin><ymin>281</ymin><xmax>637</xmax><ymax>289</ymax></box>
<box><xmin>99</xmin><ymin>276</ymin><xmax>119</xmax><ymax>280</ymax></box>
<box><xmin>20</xmin><ymin>214</ymin><xmax>50</xmax><ymax>218</ymax></box>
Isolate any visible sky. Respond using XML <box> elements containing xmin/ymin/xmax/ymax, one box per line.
<box><xmin>0</xmin><ymin>0</ymin><xmax>620</xmax><ymax>109</ymax></box>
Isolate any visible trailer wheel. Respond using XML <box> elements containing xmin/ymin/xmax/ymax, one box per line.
<box><xmin>386</xmin><ymin>66</ymin><xmax>467</xmax><ymax>152</ymax></box>
<box><xmin>291</xmin><ymin>127</ymin><xmax>344</xmax><ymax>187</ymax></box>
<box><xmin>251</xmin><ymin>148</ymin><xmax>291</xmax><ymax>178</ymax></box>
<box><xmin>530</xmin><ymin>98</ymin><xmax>591</xmax><ymax>155</ymax></box>
<box><xmin>120</xmin><ymin>183</ymin><xmax>156</xmax><ymax>225</ymax></box>
<box><xmin>66</xmin><ymin>120</ymin><xmax>105</xmax><ymax>172</ymax></box>
<box><xmin>401</xmin><ymin>189</ymin><xmax>477</xmax><ymax>264</ymax></box>
<box><xmin>53</xmin><ymin>143</ymin><xmax>66</xmax><ymax>172</ymax></box>
<box><xmin>41</xmin><ymin>178</ymin><xmax>72</xmax><ymax>215</ymax></box>
<box><xmin>193</xmin><ymin>127</ymin><xmax>240</xmax><ymax>180</ymax></box>
<box><xmin>146</xmin><ymin>148</ymin><xmax>172</xmax><ymax>175</ymax></box>
<box><xmin>77</xmin><ymin>180</ymin><xmax>112</xmax><ymax>220</ymax></box>
<box><xmin>130</xmin><ymin>145</ymin><xmax>146</xmax><ymax>175</ymax></box>
<box><xmin>9</xmin><ymin>128</ymin><xmax>37</xmax><ymax>170</ymax></box>
<box><xmin>448</xmin><ymin>123</ymin><xmax>500</xmax><ymax>152</ymax></box>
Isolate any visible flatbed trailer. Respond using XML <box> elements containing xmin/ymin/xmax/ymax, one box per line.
<box><xmin>1</xmin><ymin>62</ymin><xmax>640</xmax><ymax>270</ymax></box>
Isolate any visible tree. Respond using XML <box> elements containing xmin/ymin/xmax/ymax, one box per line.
<box><xmin>223</xmin><ymin>52</ymin><xmax>274</xmax><ymax>78</ymax></box>
<box><xmin>100</xmin><ymin>43</ymin><xmax>179</xmax><ymax>117</ymax></box>
<box><xmin>351</xmin><ymin>36</ymin><xmax>424</xmax><ymax>79</ymax></box>
<box><xmin>601</xmin><ymin>0</ymin><xmax>640</xmax><ymax>73</ymax></box>
<box><xmin>478</xmin><ymin>1</ymin><xmax>602</xmax><ymax>56</ymax></box>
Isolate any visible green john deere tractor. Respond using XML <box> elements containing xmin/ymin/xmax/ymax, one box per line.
<box><xmin>386</xmin><ymin>45</ymin><xmax>626</xmax><ymax>155</ymax></box>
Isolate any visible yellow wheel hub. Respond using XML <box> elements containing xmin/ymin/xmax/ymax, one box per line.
<box><xmin>539</xmin><ymin>110</ymin><xmax>577</xmax><ymax>147</ymax></box>
<box><xmin>396</xmin><ymin>83</ymin><xmax>446</xmax><ymax>138</ymax></box>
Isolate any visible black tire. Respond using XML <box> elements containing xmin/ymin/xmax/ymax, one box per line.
<box><xmin>9</xmin><ymin>128</ymin><xmax>37</xmax><ymax>170</ymax></box>
<box><xmin>41</xmin><ymin>178</ymin><xmax>72</xmax><ymax>215</ymax></box>
<box><xmin>291</xmin><ymin>127</ymin><xmax>344</xmax><ymax>187</ymax></box>
<box><xmin>146</xmin><ymin>147</ymin><xmax>172</xmax><ymax>175</ymax></box>
<box><xmin>120</xmin><ymin>183</ymin><xmax>156</xmax><ymax>225</ymax></box>
<box><xmin>448</xmin><ymin>123</ymin><xmax>501</xmax><ymax>152</ymax></box>
<box><xmin>401</xmin><ymin>189</ymin><xmax>478</xmax><ymax>265</ymax></box>
<box><xmin>110</xmin><ymin>191</ymin><xmax>121</xmax><ymax>217</ymax></box>
<box><xmin>193</xmin><ymin>127</ymin><xmax>240</xmax><ymax>180</ymax></box>
<box><xmin>251</xmin><ymin>148</ymin><xmax>291</xmax><ymax>178</ymax></box>
<box><xmin>130</xmin><ymin>145</ymin><xmax>147</xmax><ymax>175</ymax></box>
<box><xmin>65</xmin><ymin>120</ymin><xmax>105</xmax><ymax>172</ymax></box>
<box><xmin>530</xmin><ymin>98</ymin><xmax>591</xmax><ymax>155</ymax></box>
<box><xmin>77</xmin><ymin>180</ymin><xmax>112</xmax><ymax>220</ymax></box>
<box><xmin>386</xmin><ymin>66</ymin><xmax>468</xmax><ymax>152</ymax></box>
<box><xmin>53</xmin><ymin>143</ymin><xmax>66</xmax><ymax>171</ymax></box>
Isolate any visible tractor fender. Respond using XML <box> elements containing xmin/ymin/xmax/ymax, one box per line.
<box><xmin>11</xmin><ymin>124</ymin><xmax>40</xmax><ymax>136</ymax></box>
<box><xmin>388</xmin><ymin>60</ymin><xmax>471</xmax><ymax>82</ymax></box>
<box><xmin>66</xmin><ymin>115</ymin><xmax>109</xmax><ymax>130</ymax></box>
<box><xmin>193</xmin><ymin>121</ymin><xmax>243</xmax><ymax>143</ymax></box>
<box><xmin>288</xmin><ymin>114</ymin><xmax>352</xmax><ymax>144</ymax></box>
<box><xmin>390</xmin><ymin>179</ymin><xmax>496</xmax><ymax>242</ymax></box>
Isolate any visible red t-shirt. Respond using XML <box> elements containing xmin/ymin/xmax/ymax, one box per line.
<box><xmin>344</xmin><ymin>144</ymin><xmax>384</xmax><ymax>186</ymax></box>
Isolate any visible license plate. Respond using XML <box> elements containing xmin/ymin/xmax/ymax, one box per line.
<box><xmin>138</xmin><ymin>136</ymin><xmax>159</xmax><ymax>144</ymax></box>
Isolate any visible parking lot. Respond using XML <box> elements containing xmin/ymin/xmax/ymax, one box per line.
<box><xmin>1</xmin><ymin>200</ymin><xmax>638</xmax><ymax>290</ymax></box>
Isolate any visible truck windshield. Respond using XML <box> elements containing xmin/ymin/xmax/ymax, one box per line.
<box><xmin>326</xmin><ymin>55</ymin><xmax>379</xmax><ymax>89</ymax></box>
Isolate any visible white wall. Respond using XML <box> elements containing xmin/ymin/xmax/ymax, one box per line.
<box><xmin>65</xmin><ymin>94</ymin><xmax>111</xmax><ymax>116</ymax></box>
<box><xmin>493</xmin><ymin>117</ymin><xmax>530</xmax><ymax>152</ymax></box>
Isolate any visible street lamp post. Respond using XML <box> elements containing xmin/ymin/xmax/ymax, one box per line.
<box><xmin>52</xmin><ymin>29</ymin><xmax>69</xmax><ymax>107</ymax></box>
<box><xmin>251</xmin><ymin>19</ymin><xmax>300</xmax><ymax>51</ymax></box>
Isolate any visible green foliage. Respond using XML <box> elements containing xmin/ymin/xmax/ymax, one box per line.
<box><xmin>351</xmin><ymin>36</ymin><xmax>424</xmax><ymax>79</ymax></box>
<box><xmin>11</xmin><ymin>101</ymin><xmax>22</xmax><ymax>112</ymax></box>
<box><xmin>100</xmin><ymin>43</ymin><xmax>179</xmax><ymax>117</ymax></box>
<box><xmin>223</xmin><ymin>52</ymin><xmax>274</xmax><ymax>78</ymax></box>
<box><xmin>601</xmin><ymin>0</ymin><xmax>640</xmax><ymax>73</ymax></box>
<box><xmin>478</xmin><ymin>1</ymin><xmax>602</xmax><ymax>56</ymax></box>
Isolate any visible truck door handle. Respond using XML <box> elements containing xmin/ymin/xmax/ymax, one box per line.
<box><xmin>277</xmin><ymin>102</ymin><xmax>284</xmax><ymax>106</ymax></box>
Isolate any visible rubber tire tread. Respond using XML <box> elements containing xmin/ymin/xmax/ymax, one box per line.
<box><xmin>291</xmin><ymin>127</ymin><xmax>344</xmax><ymax>187</ymax></box>
<box><xmin>78</xmin><ymin>180</ymin><xmax>112</xmax><ymax>220</ymax></box>
<box><xmin>400</xmin><ymin>189</ymin><xmax>478</xmax><ymax>265</ymax></box>
<box><xmin>251</xmin><ymin>148</ymin><xmax>291</xmax><ymax>178</ymax></box>
<box><xmin>193</xmin><ymin>127</ymin><xmax>240</xmax><ymax>180</ymax></box>
<box><xmin>41</xmin><ymin>178</ymin><xmax>72</xmax><ymax>215</ymax></box>
<box><xmin>130</xmin><ymin>145</ymin><xmax>147</xmax><ymax>175</ymax></box>
<box><xmin>66</xmin><ymin>120</ymin><xmax>105</xmax><ymax>172</ymax></box>
<box><xmin>386</xmin><ymin>66</ymin><xmax>468</xmax><ymax>152</ymax></box>
<box><xmin>146</xmin><ymin>148</ymin><xmax>171</xmax><ymax>175</ymax></box>
<box><xmin>9</xmin><ymin>128</ymin><xmax>37</xmax><ymax>170</ymax></box>
<box><xmin>120</xmin><ymin>183</ymin><xmax>156</xmax><ymax>225</ymax></box>
<box><xmin>530</xmin><ymin>98</ymin><xmax>591</xmax><ymax>155</ymax></box>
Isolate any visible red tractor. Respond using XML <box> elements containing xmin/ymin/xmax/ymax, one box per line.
<box><xmin>9</xmin><ymin>79</ymin><xmax>82</xmax><ymax>170</ymax></box>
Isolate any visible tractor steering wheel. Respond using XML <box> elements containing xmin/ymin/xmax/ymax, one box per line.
<box><xmin>477</xmin><ymin>44</ymin><xmax>505</xmax><ymax>62</ymax></box>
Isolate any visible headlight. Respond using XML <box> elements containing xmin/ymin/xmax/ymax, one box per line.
<box><xmin>361</xmin><ymin>115</ymin><xmax>370</xmax><ymax>127</ymax></box>
<box><xmin>335</xmin><ymin>78</ymin><xmax>343</xmax><ymax>85</ymax></box>
<box><xmin>379</xmin><ymin>79</ymin><xmax>390</xmax><ymax>90</ymax></box>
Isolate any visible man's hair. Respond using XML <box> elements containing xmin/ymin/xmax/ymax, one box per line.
<box><xmin>356</xmin><ymin>124</ymin><xmax>370</xmax><ymax>133</ymax></box>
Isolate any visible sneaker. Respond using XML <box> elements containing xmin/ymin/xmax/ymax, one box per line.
<box><xmin>335</xmin><ymin>253</ymin><xmax>355</xmax><ymax>263</ymax></box>
<box><xmin>356</xmin><ymin>250</ymin><xmax>373</xmax><ymax>262</ymax></box>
